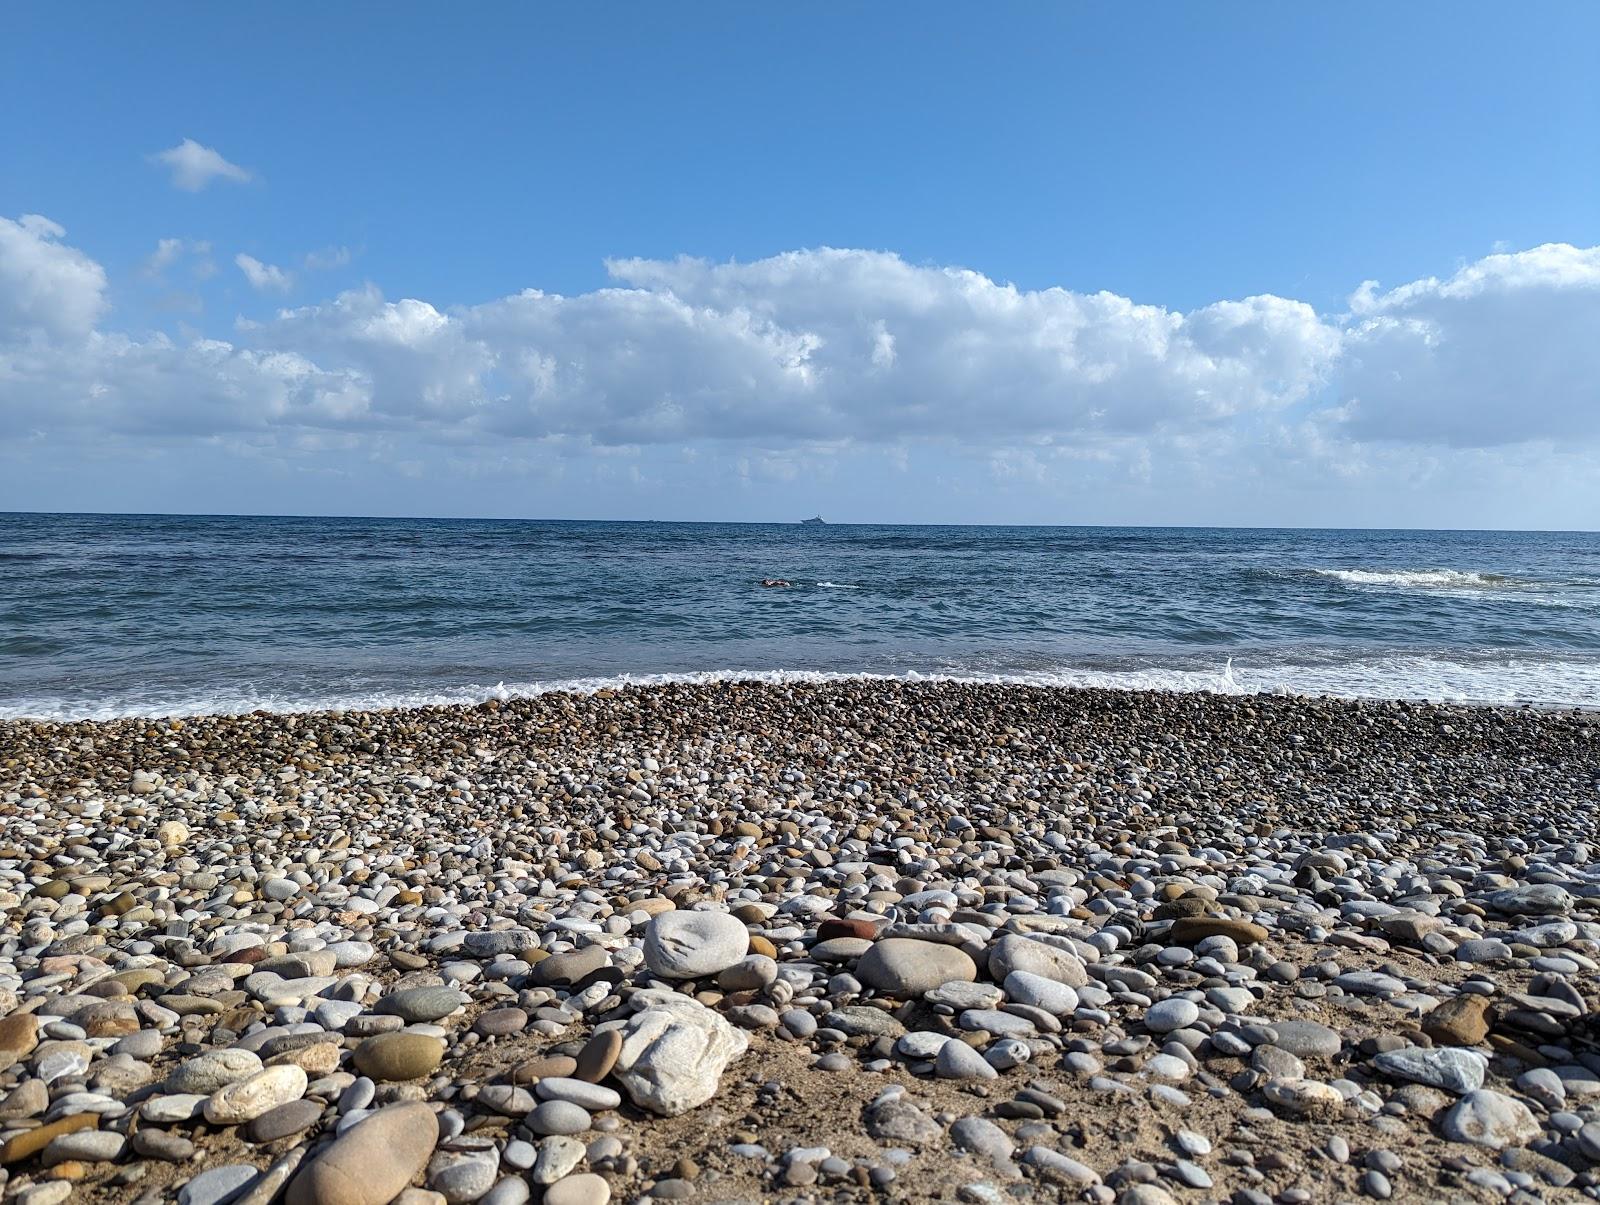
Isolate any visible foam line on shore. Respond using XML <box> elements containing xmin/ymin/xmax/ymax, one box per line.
<box><xmin>6</xmin><ymin>651</ymin><xmax>1600</xmax><ymax>722</ymax></box>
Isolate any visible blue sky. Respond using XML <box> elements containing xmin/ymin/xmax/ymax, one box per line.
<box><xmin>3</xmin><ymin>3</ymin><xmax>1598</xmax><ymax>526</ymax></box>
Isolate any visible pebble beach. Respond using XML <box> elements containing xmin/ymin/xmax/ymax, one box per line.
<box><xmin>1</xmin><ymin>679</ymin><xmax>1598</xmax><ymax>1205</ymax></box>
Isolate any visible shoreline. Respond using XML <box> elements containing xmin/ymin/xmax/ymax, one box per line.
<box><xmin>1</xmin><ymin>679</ymin><xmax>1598</xmax><ymax>1202</ymax></box>
<box><xmin>6</xmin><ymin>668</ymin><xmax>1600</xmax><ymax>728</ymax></box>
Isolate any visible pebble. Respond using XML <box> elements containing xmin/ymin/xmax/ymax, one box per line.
<box><xmin>0</xmin><ymin>680</ymin><xmax>1594</xmax><ymax>1205</ymax></box>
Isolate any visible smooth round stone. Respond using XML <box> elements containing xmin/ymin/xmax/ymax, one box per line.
<box><xmin>287</xmin><ymin>1101</ymin><xmax>441</xmax><ymax>1205</ymax></box>
<box><xmin>529</xmin><ymin>1100</ymin><xmax>592</xmax><ymax>1136</ymax></box>
<box><xmin>180</xmin><ymin>1165</ymin><xmax>260</xmax><ymax>1205</ymax></box>
<box><xmin>42</xmin><ymin>1129</ymin><xmax>126</xmax><ymax>1164</ymax></box>
<box><xmin>1270</xmin><ymin>1020</ymin><xmax>1343</xmax><ymax>1059</ymax></box>
<box><xmin>716</xmin><ymin>954</ymin><xmax>778</xmax><ymax>991</ymax></box>
<box><xmin>474</xmin><ymin>1008</ymin><xmax>528</xmax><ymax>1037</ymax></box>
<box><xmin>575</xmin><ymin>1030</ymin><xmax>622</xmax><ymax>1083</ymax></box>
<box><xmin>535</xmin><ymin>1077</ymin><xmax>622</xmax><ymax>1111</ymax></box>
<box><xmin>379</xmin><ymin>987</ymin><xmax>469</xmax><ymax>1024</ymax></box>
<box><xmin>1003</xmin><ymin>970</ymin><xmax>1078</xmax><ymax>1015</ymax></box>
<box><xmin>476</xmin><ymin>1085</ymin><xmax>534</xmax><ymax>1116</ymax></box>
<box><xmin>204</xmin><ymin>1065</ymin><xmax>309</xmax><ymax>1125</ymax></box>
<box><xmin>167</xmin><ymin>1048</ymin><xmax>264</xmax><ymax>1094</ymax></box>
<box><xmin>543</xmin><ymin>1173</ymin><xmax>610</xmax><ymax>1205</ymax></box>
<box><xmin>1442</xmin><ymin>1089</ymin><xmax>1542</xmax><ymax>1149</ymax></box>
<box><xmin>531</xmin><ymin>1136</ymin><xmax>587</xmax><ymax>1185</ymax></box>
<box><xmin>428</xmin><ymin>1150</ymin><xmax>499</xmax><ymax>1204</ymax></box>
<box><xmin>482</xmin><ymin>1180</ymin><xmax>530</xmax><ymax>1205</ymax></box>
<box><xmin>856</xmin><ymin>939</ymin><xmax>978</xmax><ymax>997</ymax></box>
<box><xmin>245</xmin><ymin>1097</ymin><xmax>324</xmax><ymax>1143</ymax></box>
<box><xmin>811</xmin><ymin>937</ymin><xmax>875</xmax><ymax>962</ymax></box>
<box><xmin>513</xmin><ymin>1055</ymin><xmax>579</xmax><ymax>1083</ymax></box>
<box><xmin>987</xmin><ymin>935</ymin><xmax>1089</xmax><ymax>987</ymax></box>
<box><xmin>642</xmin><ymin>911</ymin><xmax>750</xmax><ymax>979</ymax></box>
<box><xmin>143</xmin><ymin>1093</ymin><xmax>208</xmax><ymax>1123</ymax></box>
<box><xmin>936</xmin><ymin>1039</ymin><xmax>999</xmax><ymax>1080</ymax></box>
<box><xmin>352</xmin><ymin>1032</ymin><xmax>445</xmax><ymax>1081</ymax></box>
<box><xmin>1145</xmin><ymin>999</ymin><xmax>1200</xmax><ymax>1034</ymax></box>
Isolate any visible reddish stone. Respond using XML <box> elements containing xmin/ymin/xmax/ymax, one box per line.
<box><xmin>818</xmin><ymin>918</ymin><xmax>879</xmax><ymax>942</ymax></box>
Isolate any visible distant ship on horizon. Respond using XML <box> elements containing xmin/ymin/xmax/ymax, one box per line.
<box><xmin>800</xmin><ymin>516</ymin><xmax>826</xmax><ymax>526</ymax></box>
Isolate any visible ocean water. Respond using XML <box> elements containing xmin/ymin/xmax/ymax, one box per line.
<box><xmin>3</xmin><ymin>513</ymin><xmax>1599</xmax><ymax>720</ymax></box>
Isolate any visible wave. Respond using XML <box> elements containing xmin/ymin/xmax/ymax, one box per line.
<box><xmin>815</xmin><ymin>581</ymin><xmax>861</xmax><ymax>589</ymax></box>
<box><xmin>7</xmin><ymin>652</ymin><xmax>1600</xmax><ymax>721</ymax></box>
<box><xmin>1312</xmin><ymin>568</ymin><xmax>1522</xmax><ymax>589</ymax></box>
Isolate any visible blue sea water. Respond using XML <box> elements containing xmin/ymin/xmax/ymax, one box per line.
<box><xmin>3</xmin><ymin>513</ymin><xmax>1599</xmax><ymax>719</ymax></box>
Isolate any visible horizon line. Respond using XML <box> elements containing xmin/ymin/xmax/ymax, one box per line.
<box><xmin>0</xmin><ymin>508</ymin><xmax>1595</xmax><ymax>536</ymax></box>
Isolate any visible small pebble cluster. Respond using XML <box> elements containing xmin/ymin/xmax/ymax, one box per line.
<box><xmin>0</xmin><ymin>680</ymin><xmax>1598</xmax><ymax>1205</ymax></box>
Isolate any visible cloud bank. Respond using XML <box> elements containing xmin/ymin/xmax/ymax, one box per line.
<box><xmin>1</xmin><ymin>214</ymin><xmax>1596</xmax><ymax>503</ymax></box>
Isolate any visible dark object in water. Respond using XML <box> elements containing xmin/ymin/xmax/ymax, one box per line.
<box><xmin>801</xmin><ymin>516</ymin><xmax>825</xmax><ymax>526</ymax></box>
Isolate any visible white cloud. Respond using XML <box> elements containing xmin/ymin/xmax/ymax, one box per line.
<box><xmin>149</xmin><ymin>139</ymin><xmax>253</xmax><ymax>191</ymax></box>
<box><xmin>303</xmin><ymin>246</ymin><xmax>352</xmax><ymax>271</ymax></box>
<box><xmin>2</xmin><ymin>217</ymin><xmax>1597</xmax><ymax>509</ymax></box>
<box><xmin>0</xmin><ymin>214</ymin><xmax>108</xmax><ymax>338</ymax></box>
<box><xmin>1337</xmin><ymin>243</ymin><xmax>1600</xmax><ymax>446</ymax></box>
<box><xmin>235</xmin><ymin>253</ymin><xmax>293</xmax><ymax>292</ymax></box>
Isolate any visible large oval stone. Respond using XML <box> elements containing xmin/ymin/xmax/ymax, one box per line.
<box><xmin>856</xmin><ymin>938</ymin><xmax>977</xmax><ymax>997</ymax></box>
<box><xmin>352</xmin><ymin>1032</ymin><xmax>445</xmax><ymax>1082</ymax></box>
<box><xmin>642</xmin><ymin>911</ymin><xmax>749</xmax><ymax>979</ymax></box>
<box><xmin>286</xmin><ymin>1101</ymin><xmax>440</xmax><ymax>1205</ymax></box>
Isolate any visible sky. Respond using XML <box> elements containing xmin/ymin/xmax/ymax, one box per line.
<box><xmin>2</xmin><ymin>3</ymin><xmax>1598</xmax><ymax>528</ymax></box>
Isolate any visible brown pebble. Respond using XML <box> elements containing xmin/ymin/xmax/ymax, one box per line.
<box><xmin>575</xmin><ymin>1029</ymin><xmax>623</xmax><ymax>1083</ymax></box>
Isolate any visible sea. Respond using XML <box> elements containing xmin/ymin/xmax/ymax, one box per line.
<box><xmin>3</xmin><ymin>513</ymin><xmax>1599</xmax><ymax>721</ymax></box>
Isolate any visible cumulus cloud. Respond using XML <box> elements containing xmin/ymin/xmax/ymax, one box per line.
<box><xmin>1</xmin><ymin>217</ymin><xmax>1596</xmax><ymax>488</ymax></box>
<box><xmin>0</xmin><ymin>214</ymin><xmax>108</xmax><ymax>338</ymax></box>
<box><xmin>149</xmin><ymin>139</ymin><xmax>253</xmax><ymax>191</ymax></box>
<box><xmin>235</xmin><ymin>253</ymin><xmax>293</xmax><ymax>292</ymax></box>
<box><xmin>1337</xmin><ymin>243</ymin><xmax>1600</xmax><ymax>446</ymax></box>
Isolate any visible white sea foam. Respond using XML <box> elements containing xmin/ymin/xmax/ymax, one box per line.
<box><xmin>815</xmin><ymin>581</ymin><xmax>861</xmax><ymax>589</ymax></box>
<box><xmin>6</xmin><ymin>653</ymin><xmax>1600</xmax><ymax>721</ymax></box>
<box><xmin>1313</xmin><ymin>568</ymin><xmax>1517</xmax><ymax>589</ymax></box>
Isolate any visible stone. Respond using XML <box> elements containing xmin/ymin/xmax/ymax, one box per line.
<box><xmin>1002</xmin><ymin>970</ymin><xmax>1078</xmax><ymax>1015</ymax></box>
<box><xmin>1442</xmin><ymin>1089</ymin><xmax>1541</xmax><ymax>1150</ymax></box>
<box><xmin>287</xmin><ymin>1102</ymin><xmax>440</xmax><ymax>1205</ymax></box>
<box><xmin>1486</xmin><ymin>885</ymin><xmax>1573</xmax><ymax>916</ymax></box>
<box><xmin>168</xmin><ymin>1048</ymin><xmax>265</xmax><ymax>1094</ymax></box>
<box><xmin>42</xmin><ymin>1129</ymin><xmax>126</xmax><ymax>1164</ymax></box>
<box><xmin>642</xmin><ymin>910</ymin><xmax>750</xmax><ymax>979</ymax></box>
<box><xmin>245</xmin><ymin>1097</ymin><xmax>324</xmax><ymax>1143</ymax></box>
<box><xmin>575</xmin><ymin>1029</ymin><xmax>623</xmax><ymax>1082</ymax></box>
<box><xmin>611</xmin><ymin>990</ymin><xmax>749</xmax><ymax>1116</ymax></box>
<box><xmin>1423</xmin><ymin>995</ymin><xmax>1491</xmax><ymax>1046</ymax></box>
<box><xmin>428</xmin><ymin>1150</ymin><xmax>498</xmax><ymax>1203</ymax></box>
<box><xmin>542</xmin><ymin>1174</ymin><xmax>611</xmax><ymax>1205</ymax></box>
<box><xmin>1261</xmin><ymin>1078</ymin><xmax>1346</xmax><ymax>1118</ymax></box>
<box><xmin>528</xmin><ymin>945</ymin><xmax>610</xmax><ymax>987</ymax></box>
<box><xmin>0</xmin><ymin>1012</ymin><xmax>41</xmax><ymax>1068</ymax></box>
<box><xmin>1167</xmin><ymin>917</ymin><xmax>1268</xmax><ymax>945</ymax></box>
<box><xmin>936</xmin><ymin>1039</ymin><xmax>999</xmax><ymax>1080</ymax></box>
<box><xmin>205</xmin><ymin>1064</ymin><xmax>309</xmax><ymax>1125</ymax></box>
<box><xmin>530</xmin><ymin>1136</ymin><xmax>587</xmax><ymax>1185</ymax></box>
<box><xmin>528</xmin><ymin>1100</ymin><xmax>591</xmax><ymax>1135</ymax></box>
<box><xmin>1373</xmin><ymin>1047</ymin><xmax>1487</xmax><ymax>1094</ymax></box>
<box><xmin>352</xmin><ymin>1032</ymin><xmax>445</xmax><ymax>1081</ymax></box>
<box><xmin>856</xmin><ymin>938</ymin><xmax>978</xmax><ymax>997</ymax></box>
<box><xmin>379</xmin><ymin>986</ymin><xmax>469</xmax><ymax>1024</ymax></box>
<box><xmin>1</xmin><ymin>1113</ymin><xmax>99</xmax><ymax>1164</ymax></box>
<box><xmin>535</xmin><ymin>1077</ymin><xmax>621</xmax><ymax>1111</ymax></box>
<box><xmin>951</xmin><ymin>1116</ymin><xmax>1016</xmax><ymax>1171</ymax></box>
<box><xmin>180</xmin><ymin>1165</ymin><xmax>260</xmax><ymax>1205</ymax></box>
<box><xmin>1145</xmin><ymin>998</ymin><xmax>1200</xmax><ymax>1033</ymax></box>
<box><xmin>865</xmin><ymin>1094</ymin><xmax>943</xmax><ymax>1145</ymax></box>
<box><xmin>986</xmin><ymin>935</ymin><xmax>1088</xmax><ymax>988</ymax></box>
<box><xmin>1270</xmin><ymin>1020</ymin><xmax>1343</xmax><ymax>1060</ymax></box>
